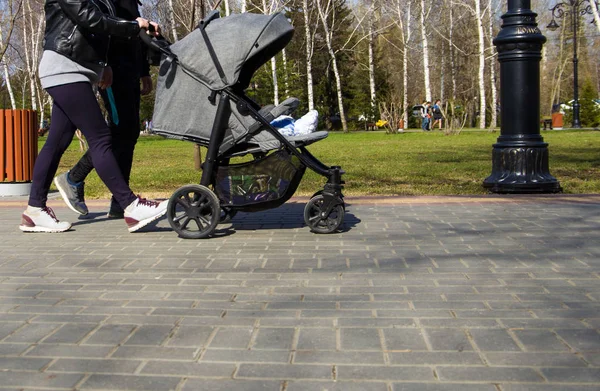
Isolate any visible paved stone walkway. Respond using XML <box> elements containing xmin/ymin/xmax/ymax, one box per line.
<box><xmin>0</xmin><ymin>195</ymin><xmax>599</xmax><ymax>391</ymax></box>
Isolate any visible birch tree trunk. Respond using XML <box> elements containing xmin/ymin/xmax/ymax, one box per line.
<box><xmin>368</xmin><ymin>18</ymin><xmax>376</xmax><ymax>116</ymax></box>
<box><xmin>263</xmin><ymin>0</ymin><xmax>279</xmax><ymax>105</ymax></box>
<box><xmin>241</xmin><ymin>0</ymin><xmax>246</xmax><ymax>13</ymax></box>
<box><xmin>487</xmin><ymin>0</ymin><xmax>497</xmax><ymax>129</ymax></box>
<box><xmin>303</xmin><ymin>0</ymin><xmax>315</xmax><ymax>110</ymax></box>
<box><xmin>1</xmin><ymin>61</ymin><xmax>16</xmax><ymax>109</ymax></box>
<box><xmin>168</xmin><ymin>0</ymin><xmax>179</xmax><ymax>41</ymax></box>
<box><xmin>0</xmin><ymin>24</ymin><xmax>16</xmax><ymax>109</ymax></box>
<box><xmin>420</xmin><ymin>0</ymin><xmax>431</xmax><ymax>102</ymax></box>
<box><xmin>590</xmin><ymin>0</ymin><xmax>600</xmax><ymax>33</ymax></box>
<box><xmin>282</xmin><ymin>48</ymin><xmax>289</xmax><ymax>98</ymax></box>
<box><xmin>224</xmin><ymin>0</ymin><xmax>230</xmax><ymax>16</ymax></box>
<box><xmin>449</xmin><ymin>3</ymin><xmax>456</xmax><ymax>102</ymax></box>
<box><xmin>0</xmin><ymin>0</ymin><xmax>21</xmax><ymax>64</ymax></box>
<box><xmin>317</xmin><ymin>0</ymin><xmax>348</xmax><ymax>132</ymax></box>
<box><xmin>475</xmin><ymin>0</ymin><xmax>486</xmax><ymax>129</ymax></box>
<box><xmin>22</xmin><ymin>0</ymin><xmax>43</xmax><ymax>111</ymax></box>
<box><xmin>397</xmin><ymin>1</ymin><xmax>411</xmax><ymax>127</ymax></box>
<box><xmin>550</xmin><ymin>24</ymin><xmax>568</xmax><ymax>107</ymax></box>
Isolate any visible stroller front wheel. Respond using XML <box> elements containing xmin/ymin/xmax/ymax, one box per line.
<box><xmin>167</xmin><ymin>184</ymin><xmax>220</xmax><ymax>239</ymax></box>
<box><xmin>304</xmin><ymin>194</ymin><xmax>345</xmax><ymax>234</ymax></box>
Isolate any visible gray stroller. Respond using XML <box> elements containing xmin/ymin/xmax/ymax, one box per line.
<box><xmin>143</xmin><ymin>11</ymin><xmax>345</xmax><ymax>239</ymax></box>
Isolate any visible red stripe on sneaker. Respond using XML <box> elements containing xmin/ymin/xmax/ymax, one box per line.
<box><xmin>21</xmin><ymin>214</ymin><xmax>35</xmax><ymax>227</ymax></box>
<box><xmin>125</xmin><ymin>217</ymin><xmax>139</xmax><ymax>228</ymax></box>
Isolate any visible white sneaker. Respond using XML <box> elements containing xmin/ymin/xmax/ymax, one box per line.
<box><xmin>19</xmin><ymin>206</ymin><xmax>72</xmax><ymax>233</ymax></box>
<box><xmin>124</xmin><ymin>196</ymin><xmax>168</xmax><ymax>233</ymax></box>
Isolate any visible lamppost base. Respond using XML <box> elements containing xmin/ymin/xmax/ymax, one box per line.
<box><xmin>483</xmin><ymin>144</ymin><xmax>562</xmax><ymax>194</ymax></box>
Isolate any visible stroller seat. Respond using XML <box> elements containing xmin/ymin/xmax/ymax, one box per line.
<box><xmin>225</xmin><ymin>130</ymin><xmax>328</xmax><ymax>158</ymax></box>
<box><xmin>224</xmin><ymin>97</ymin><xmax>328</xmax><ymax>158</ymax></box>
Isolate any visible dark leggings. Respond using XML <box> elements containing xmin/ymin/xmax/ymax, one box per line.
<box><xmin>28</xmin><ymin>82</ymin><xmax>137</xmax><ymax>209</ymax></box>
<box><xmin>70</xmin><ymin>71</ymin><xmax>141</xmax><ymax>201</ymax></box>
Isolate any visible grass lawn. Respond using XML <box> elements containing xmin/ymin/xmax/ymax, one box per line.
<box><xmin>44</xmin><ymin>129</ymin><xmax>600</xmax><ymax>199</ymax></box>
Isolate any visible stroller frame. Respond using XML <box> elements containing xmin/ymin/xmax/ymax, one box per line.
<box><xmin>143</xmin><ymin>11</ymin><xmax>345</xmax><ymax>238</ymax></box>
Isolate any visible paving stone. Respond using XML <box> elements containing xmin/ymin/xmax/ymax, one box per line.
<box><xmin>0</xmin><ymin>357</ymin><xmax>51</xmax><ymax>371</ymax></box>
<box><xmin>294</xmin><ymin>351</ymin><xmax>385</xmax><ymax>365</ymax></box>
<box><xmin>80</xmin><ymin>374</ymin><xmax>181</xmax><ymax>390</ymax></box>
<box><xmin>25</xmin><ymin>344</ymin><xmax>114</xmax><ymax>358</ymax></box>
<box><xmin>182</xmin><ymin>379</ymin><xmax>282</xmax><ymax>391</ymax></box>
<box><xmin>236</xmin><ymin>363</ymin><xmax>332</xmax><ymax>380</ymax></box>
<box><xmin>336</xmin><ymin>365</ymin><xmax>434</xmax><ymax>381</ymax></box>
<box><xmin>297</xmin><ymin>328</ymin><xmax>337</xmax><ymax>350</ymax></box>
<box><xmin>555</xmin><ymin>329</ymin><xmax>600</xmax><ymax>351</ymax></box>
<box><xmin>500</xmin><ymin>385</ymin><xmax>600</xmax><ymax>391</ymax></box>
<box><xmin>202</xmin><ymin>349</ymin><xmax>290</xmax><ymax>363</ymax></box>
<box><xmin>287</xmin><ymin>381</ymin><xmax>389</xmax><ymax>391</ymax></box>
<box><xmin>47</xmin><ymin>358</ymin><xmax>141</xmax><ymax>374</ymax></box>
<box><xmin>437</xmin><ymin>367</ymin><xmax>543</xmax><ymax>382</ymax></box>
<box><xmin>209</xmin><ymin>327</ymin><xmax>254</xmax><ymax>349</ymax></box>
<box><xmin>84</xmin><ymin>324</ymin><xmax>135</xmax><ymax>345</ymax></box>
<box><xmin>469</xmin><ymin>329</ymin><xmax>521</xmax><ymax>352</ymax></box>
<box><xmin>0</xmin><ymin>324</ymin><xmax>25</xmax><ymax>340</ymax></box>
<box><xmin>42</xmin><ymin>323</ymin><xmax>97</xmax><ymax>344</ymax></box>
<box><xmin>425</xmin><ymin>329</ymin><xmax>472</xmax><ymax>352</ymax></box>
<box><xmin>253</xmin><ymin>328</ymin><xmax>295</xmax><ymax>350</ymax></box>
<box><xmin>484</xmin><ymin>352</ymin><xmax>586</xmax><ymax>367</ymax></box>
<box><xmin>111</xmin><ymin>346</ymin><xmax>197</xmax><ymax>360</ymax></box>
<box><xmin>141</xmin><ymin>361</ymin><xmax>236</xmax><ymax>377</ymax></box>
<box><xmin>0</xmin><ymin>372</ymin><xmax>83</xmax><ymax>388</ymax></box>
<box><xmin>124</xmin><ymin>325</ymin><xmax>173</xmax><ymax>346</ymax></box>
<box><xmin>389</xmin><ymin>352</ymin><xmax>483</xmax><ymax>366</ymax></box>
<box><xmin>512</xmin><ymin>330</ymin><xmax>570</xmax><ymax>352</ymax></box>
<box><xmin>2</xmin><ymin>323</ymin><xmax>61</xmax><ymax>343</ymax></box>
<box><xmin>392</xmin><ymin>384</ymin><xmax>498</xmax><ymax>391</ymax></box>
<box><xmin>165</xmin><ymin>325</ymin><xmax>214</xmax><ymax>347</ymax></box>
<box><xmin>382</xmin><ymin>328</ymin><xmax>428</xmax><ymax>351</ymax></box>
<box><xmin>541</xmin><ymin>368</ymin><xmax>600</xmax><ymax>383</ymax></box>
<box><xmin>340</xmin><ymin>328</ymin><xmax>382</xmax><ymax>351</ymax></box>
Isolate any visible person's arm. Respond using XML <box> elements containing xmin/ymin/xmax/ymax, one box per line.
<box><xmin>57</xmin><ymin>0</ymin><xmax>140</xmax><ymax>38</ymax></box>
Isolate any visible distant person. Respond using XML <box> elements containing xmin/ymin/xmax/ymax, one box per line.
<box><xmin>431</xmin><ymin>99</ymin><xmax>443</xmax><ymax>130</ymax></box>
<box><xmin>420</xmin><ymin>101</ymin><xmax>431</xmax><ymax>131</ymax></box>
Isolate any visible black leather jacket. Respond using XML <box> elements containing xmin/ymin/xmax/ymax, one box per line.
<box><xmin>108</xmin><ymin>0</ymin><xmax>150</xmax><ymax>78</ymax></box>
<box><xmin>43</xmin><ymin>0</ymin><xmax>140</xmax><ymax>69</ymax></box>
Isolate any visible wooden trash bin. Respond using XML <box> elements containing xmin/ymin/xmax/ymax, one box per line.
<box><xmin>0</xmin><ymin>110</ymin><xmax>38</xmax><ymax>196</ymax></box>
<box><xmin>551</xmin><ymin>112</ymin><xmax>564</xmax><ymax>130</ymax></box>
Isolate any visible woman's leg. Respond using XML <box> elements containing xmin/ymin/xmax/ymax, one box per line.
<box><xmin>46</xmin><ymin>82</ymin><xmax>137</xmax><ymax>209</ymax></box>
<box><xmin>28</xmin><ymin>102</ymin><xmax>78</xmax><ymax>208</ymax></box>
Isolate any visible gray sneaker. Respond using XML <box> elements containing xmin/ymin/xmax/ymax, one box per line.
<box><xmin>53</xmin><ymin>171</ymin><xmax>88</xmax><ymax>215</ymax></box>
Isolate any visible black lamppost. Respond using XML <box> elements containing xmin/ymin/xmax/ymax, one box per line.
<box><xmin>547</xmin><ymin>0</ymin><xmax>598</xmax><ymax>129</ymax></box>
<box><xmin>483</xmin><ymin>0</ymin><xmax>562</xmax><ymax>193</ymax></box>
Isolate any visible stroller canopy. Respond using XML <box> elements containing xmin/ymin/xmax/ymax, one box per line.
<box><xmin>170</xmin><ymin>12</ymin><xmax>294</xmax><ymax>91</ymax></box>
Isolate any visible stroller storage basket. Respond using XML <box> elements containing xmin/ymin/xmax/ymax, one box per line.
<box><xmin>215</xmin><ymin>150</ymin><xmax>304</xmax><ymax>206</ymax></box>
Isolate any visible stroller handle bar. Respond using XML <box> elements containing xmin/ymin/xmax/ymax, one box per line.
<box><xmin>138</xmin><ymin>28</ymin><xmax>172</xmax><ymax>58</ymax></box>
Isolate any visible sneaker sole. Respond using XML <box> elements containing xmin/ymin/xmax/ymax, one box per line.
<box><xmin>53</xmin><ymin>177</ymin><xmax>88</xmax><ymax>216</ymax></box>
<box><xmin>127</xmin><ymin>209</ymin><xmax>167</xmax><ymax>233</ymax></box>
<box><xmin>19</xmin><ymin>224</ymin><xmax>72</xmax><ymax>233</ymax></box>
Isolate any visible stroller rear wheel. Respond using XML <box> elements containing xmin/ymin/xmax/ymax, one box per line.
<box><xmin>304</xmin><ymin>194</ymin><xmax>344</xmax><ymax>234</ymax></box>
<box><xmin>167</xmin><ymin>185</ymin><xmax>220</xmax><ymax>239</ymax></box>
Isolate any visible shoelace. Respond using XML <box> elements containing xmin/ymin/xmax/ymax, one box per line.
<box><xmin>137</xmin><ymin>196</ymin><xmax>160</xmax><ymax>208</ymax></box>
<box><xmin>42</xmin><ymin>207</ymin><xmax>59</xmax><ymax>222</ymax></box>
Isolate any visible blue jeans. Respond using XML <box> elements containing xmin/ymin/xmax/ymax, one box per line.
<box><xmin>422</xmin><ymin>117</ymin><xmax>430</xmax><ymax>130</ymax></box>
